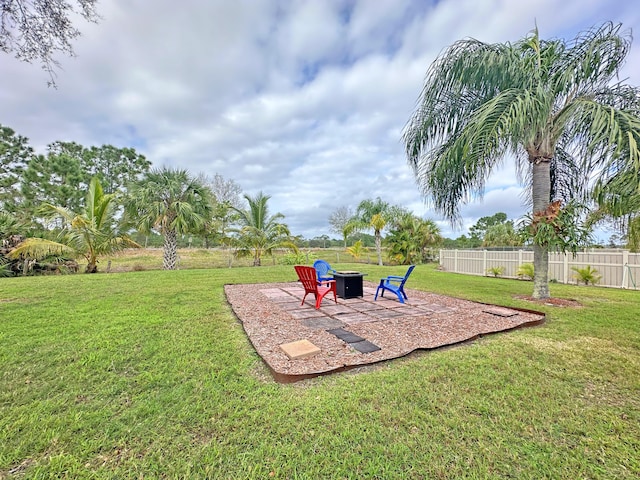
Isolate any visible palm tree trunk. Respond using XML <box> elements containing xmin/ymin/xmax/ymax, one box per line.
<box><xmin>531</xmin><ymin>159</ymin><xmax>551</xmax><ymax>299</ymax></box>
<box><xmin>375</xmin><ymin>232</ymin><xmax>383</xmax><ymax>266</ymax></box>
<box><xmin>163</xmin><ymin>228</ymin><xmax>178</xmax><ymax>270</ymax></box>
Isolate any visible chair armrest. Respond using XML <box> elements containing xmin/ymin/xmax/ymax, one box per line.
<box><xmin>386</xmin><ymin>275</ymin><xmax>405</xmax><ymax>280</ymax></box>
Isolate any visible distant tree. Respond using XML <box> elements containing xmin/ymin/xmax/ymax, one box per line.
<box><xmin>482</xmin><ymin>222</ymin><xmax>522</xmax><ymax>247</ymax></box>
<box><xmin>352</xmin><ymin>198</ymin><xmax>405</xmax><ymax>266</ymax></box>
<box><xmin>404</xmin><ymin>22</ymin><xmax>640</xmax><ymax>298</ymax></box>
<box><xmin>87</xmin><ymin>145</ymin><xmax>151</xmax><ymax>195</ymax></box>
<box><xmin>22</xmin><ymin>142</ymin><xmax>87</xmax><ymax>215</ymax></box>
<box><xmin>0</xmin><ymin>124</ymin><xmax>33</xmax><ymax>215</ymax></box>
<box><xmin>10</xmin><ymin>177</ymin><xmax>139</xmax><ymax>273</ymax></box>
<box><xmin>1</xmin><ymin>0</ymin><xmax>100</xmax><ymax>86</ymax></box>
<box><xmin>199</xmin><ymin>173</ymin><xmax>243</xmax><ymax>248</ymax></box>
<box><xmin>125</xmin><ymin>168</ymin><xmax>213</xmax><ymax>270</ymax></box>
<box><xmin>469</xmin><ymin>213</ymin><xmax>508</xmax><ymax>246</ymax></box>
<box><xmin>21</xmin><ymin>141</ymin><xmax>149</xmax><ymax>221</ymax></box>
<box><xmin>442</xmin><ymin>235</ymin><xmax>476</xmax><ymax>249</ymax></box>
<box><xmin>232</xmin><ymin>192</ymin><xmax>297</xmax><ymax>266</ymax></box>
<box><xmin>328</xmin><ymin>206</ymin><xmax>353</xmax><ymax>247</ymax></box>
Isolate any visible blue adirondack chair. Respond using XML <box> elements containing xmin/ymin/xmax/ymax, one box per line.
<box><xmin>313</xmin><ymin>259</ymin><xmax>336</xmax><ymax>283</ymax></box>
<box><xmin>374</xmin><ymin>265</ymin><xmax>416</xmax><ymax>303</ymax></box>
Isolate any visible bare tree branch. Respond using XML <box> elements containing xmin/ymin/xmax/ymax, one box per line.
<box><xmin>1</xmin><ymin>0</ymin><xmax>99</xmax><ymax>86</ymax></box>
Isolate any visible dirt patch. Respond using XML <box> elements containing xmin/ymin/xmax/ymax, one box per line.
<box><xmin>513</xmin><ymin>295</ymin><xmax>582</xmax><ymax>307</ymax></box>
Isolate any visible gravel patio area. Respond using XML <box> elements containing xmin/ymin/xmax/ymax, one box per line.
<box><xmin>225</xmin><ymin>281</ymin><xmax>545</xmax><ymax>383</ymax></box>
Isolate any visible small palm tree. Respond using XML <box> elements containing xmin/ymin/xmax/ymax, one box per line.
<box><xmin>346</xmin><ymin>240</ymin><xmax>366</xmax><ymax>260</ymax></box>
<box><xmin>517</xmin><ymin>263</ymin><xmax>535</xmax><ymax>281</ymax></box>
<box><xmin>125</xmin><ymin>168</ymin><xmax>212</xmax><ymax>270</ymax></box>
<box><xmin>9</xmin><ymin>177</ymin><xmax>138</xmax><ymax>273</ymax></box>
<box><xmin>231</xmin><ymin>192</ymin><xmax>297</xmax><ymax>266</ymax></box>
<box><xmin>572</xmin><ymin>265</ymin><xmax>602</xmax><ymax>285</ymax></box>
<box><xmin>487</xmin><ymin>266</ymin><xmax>506</xmax><ymax>278</ymax></box>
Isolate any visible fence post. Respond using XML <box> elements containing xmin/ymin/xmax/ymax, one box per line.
<box><xmin>454</xmin><ymin>250</ymin><xmax>459</xmax><ymax>273</ymax></box>
<box><xmin>622</xmin><ymin>250</ymin><xmax>629</xmax><ymax>289</ymax></box>
<box><xmin>563</xmin><ymin>253</ymin><xmax>569</xmax><ymax>285</ymax></box>
<box><xmin>483</xmin><ymin>250</ymin><xmax>487</xmax><ymax>276</ymax></box>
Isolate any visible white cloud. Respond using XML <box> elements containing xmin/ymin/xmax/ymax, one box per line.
<box><xmin>1</xmin><ymin>0</ymin><xmax>637</xmax><ymax>240</ymax></box>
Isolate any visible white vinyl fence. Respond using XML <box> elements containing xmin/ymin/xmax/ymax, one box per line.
<box><xmin>439</xmin><ymin>249</ymin><xmax>640</xmax><ymax>289</ymax></box>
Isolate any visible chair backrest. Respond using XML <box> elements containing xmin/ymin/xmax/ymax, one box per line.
<box><xmin>313</xmin><ymin>259</ymin><xmax>333</xmax><ymax>279</ymax></box>
<box><xmin>295</xmin><ymin>265</ymin><xmax>319</xmax><ymax>291</ymax></box>
<box><xmin>399</xmin><ymin>265</ymin><xmax>416</xmax><ymax>287</ymax></box>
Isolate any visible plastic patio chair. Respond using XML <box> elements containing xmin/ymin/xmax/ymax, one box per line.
<box><xmin>313</xmin><ymin>259</ymin><xmax>336</xmax><ymax>283</ymax></box>
<box><xmin>295</xmin><ymin>265</ymin><xmax>337</xmax><ymax>309</ymax></box>
<box><xmin>374</xmin><ymin>265</ymin><xmax>416</xmax><ymax>304</ymax></box>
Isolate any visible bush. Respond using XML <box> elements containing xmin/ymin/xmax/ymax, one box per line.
<box><xmin>571</xmin><ymin>265</ymin><xmax>601</xmax><ymax>285</ymax></box>
<box><xmin>280</xmin><ymin>250</ymin><xmax>317</xmax><ymax>265</ymax></box>
<box><xmin>486</xmin><ymin>266</ymin><xmax>505</xmax><ymax>277</ymax></box>
<box><xmin>517</xmin><ymin>263</ymin><xmax>535</xmax><ymax>280</ymax></box>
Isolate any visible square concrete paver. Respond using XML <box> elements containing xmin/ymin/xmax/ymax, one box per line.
<box><xmin>336</xmin><ymin>313</ymin><xmax>381</xmax><ymax>325</ymax></box>
<box><xmin>280</xmin><ymin>339</ymin><xmax>321</xmax><ymax>360</ymax></box>
<box><xmin>320</xmin><ymin>304</ymin><xmax>355</xmax><ymax>315</ymax></box>
<box><xmin>369</xmin><ymin>309</ymin><xmax>405</xmax><ymax>319</ymax></box>
<box><xmin>301</xmin><ymin>317</ymin><xmax>345</xmax><ymax>329</ymax></box>
<box><xmin>350</xmin><ymin>340</ymin><xmax>381</xmax><ymax>353</ymax></box>
<box><xmin>326</xmin><ymin>328</ymin><xmax>365</xmax><ymax>343</ymax></box>
<box><xmin>289</xmin><ymin>309</ymin><xmax>329</xmax><ymax>320</ymax></box>
<box><xmin>260</xmin><ymin>288</ymin><xmax>295</xmax><ymax>299</ymax></box>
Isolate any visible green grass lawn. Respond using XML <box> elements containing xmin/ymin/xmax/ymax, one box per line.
<box><xmin>1</xmin><ymin>258</ymin><xmax>639</xmax><ymax>478</ymax></box>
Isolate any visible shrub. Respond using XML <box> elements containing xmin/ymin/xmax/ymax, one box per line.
<box><xmin>486</xmin><ymin>266</ymin><xmax>505</xmax><ymax>277</ymax></box>
<box><xmin>571</xmin><ymin>265</ymin><xmax>601</xmax><ymax>285</ymax></box>
<box><xmin>280</xmin><ymin>250</ymin><xmax>317</xmax><ymax>266</ymax></box>
<box><xmin>517</xmin><ymin>263</ymin><xmax>535</xmax><ymax>280</ymax></box>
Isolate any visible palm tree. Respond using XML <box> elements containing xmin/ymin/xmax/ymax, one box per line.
<box><xmin>9</xmin><ymin>177</ymin><xmax>138</xmax><ymax>273</ymax></box>
<box><xmin>403</xmin><ymin>22</ymin><xmax>640</xmax><ymax>298</ymax></box>
<box><xmin>386</xmin><ymin>213</ymin><xmax>442</xmax><ymax>264</ymax></box>
<box><xmin>125</xmin><ymin>167</ymin><xmax>212</xmax><ymax>270</ymax></box>
<box><xmin>232</xmin><ymin>192</ymin><xmax>297</xmax><ymax>266</ymax></box>
<box><xmin>352</xmin><ymin>197</ymin><xmax>404</xmax><ymax>266</ymax></box>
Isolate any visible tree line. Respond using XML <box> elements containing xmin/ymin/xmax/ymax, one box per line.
<box><xmin>1</xmin><ymin>124</ymin><xmax>446</xmax><ymax>275</ymax></box>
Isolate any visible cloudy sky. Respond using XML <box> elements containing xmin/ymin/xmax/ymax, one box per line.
<box><xmin>2</xmin><ymin>0</ymin><xmax>639</xmax><ymax>240</ymax></box>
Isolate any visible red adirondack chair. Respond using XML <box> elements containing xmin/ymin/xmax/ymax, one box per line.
<box><xmin>294</xmin><ymin>265</ymin><xmax>337</xmax><ymax>309</ymax></box>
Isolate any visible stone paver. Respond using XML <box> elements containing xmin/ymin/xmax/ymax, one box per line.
<box><xmin>280</xmin><ymin>339</ymin><xmax>321</xmax><ymax>359</ymax></box>
<box><xmin>289</xmin><ymin>309</ymin><xmax>329</xmax><ymax>320</ymax></box>
<box><xmin>301</xmin><ymin>317</ymin><xmax>345</xmax><ymax>329</ymax></box>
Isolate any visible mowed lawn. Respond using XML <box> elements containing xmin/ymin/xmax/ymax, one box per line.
<box><xmin>1</xmin><ymin>258</ymin><xmax>639</xmax><ymax>479</ymax></box>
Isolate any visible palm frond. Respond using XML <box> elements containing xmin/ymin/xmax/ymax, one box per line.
<box><xmin>7</xmin><ymin>238</ymin><xmax>75</xmax><ymax>260</ymax></box>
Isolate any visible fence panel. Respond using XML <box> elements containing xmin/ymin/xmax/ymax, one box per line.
<box><xmin>439</xmin><ymin>249</ymin><xmax>640</xmax><ymax>290</ymax></box>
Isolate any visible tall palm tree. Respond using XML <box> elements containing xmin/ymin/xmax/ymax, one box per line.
<box><xmin>9</xmin><ymin>176</ymin><xmax>138</xmax><ymax>273</ymax></box>
<box><xmin>403</xmin><ymin>22</ymin><xmax>640</xmax><ymax>298</ymax></box>
<box><xmin>232</xmin><ymin>192</ymin><xmax>297</xmax><ymax>266</ymax></box>
<box><xmin>592</xmin><ymin>169</ymin><xmax>640</xmax><ymax>251</ymax></box>
<box><xmin>352</xmin><ymin>197</ymin><xmax>404</xmax><ymax>266</ymax></box>
<box><xmin>125</xmin><ymin>167</ymin><xmax>212</xmax><ymax>270</ymax></box>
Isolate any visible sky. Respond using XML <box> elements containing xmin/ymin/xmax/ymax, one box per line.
<box><xmin>2</xmin><ymin>0</ymin><xmax>639</xmax><ymax>241</ymax></box>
